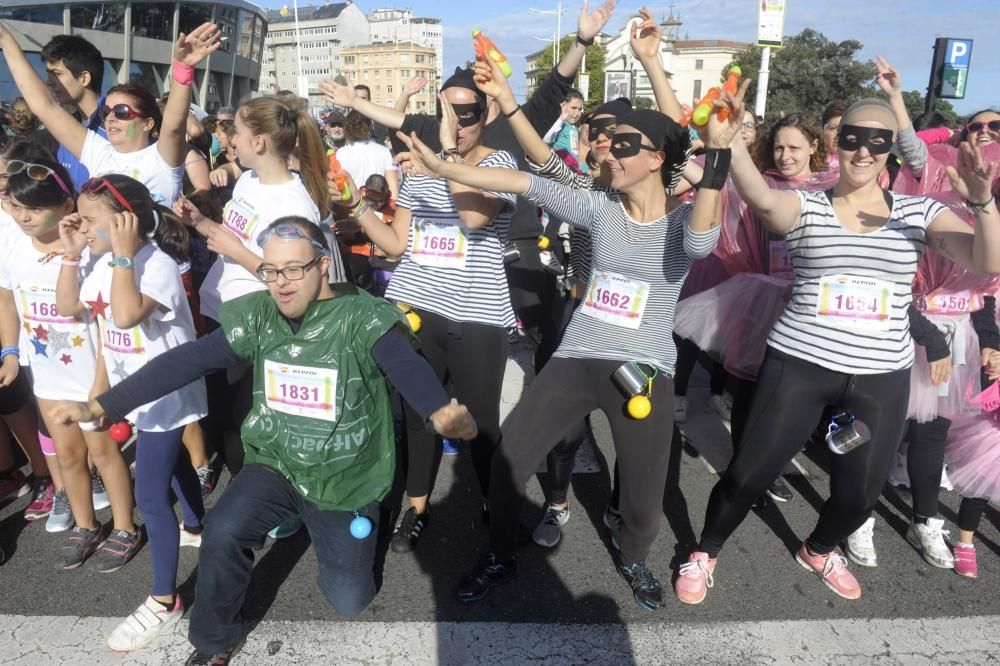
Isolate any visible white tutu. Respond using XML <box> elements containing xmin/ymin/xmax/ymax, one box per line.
<box><xmin>945</xmin><ymin>412</ymin><xmax>1000</xmax><ymax>503</ymax></box>
<box><xmin>906</xmin><ymin>313</ymin><xmax>984</xmax><ymax>423</ymax></box>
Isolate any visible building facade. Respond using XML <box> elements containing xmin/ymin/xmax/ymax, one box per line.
<box><xmin>524</xmin><ymin>32</ymin><xmax>614</xmax><ymax>101</ymax></box>
<box><xmin>0</xmin><ymin>0</ymin><xmax>267</xmax><ymax>111</ymax></box>
<box><xmin>341</xmin><ymin>41</ymin><xmax>437</xmax><ymax>112</ymax></box>
<box><xmin>366</xmin><ymin>8</ymin><xmax>442</xmax><ymax>82</ymax></box>
<box><xmin>260</xmin><ymin>2</ymin><xmax>369</xmax><ymax>108</ymax></box>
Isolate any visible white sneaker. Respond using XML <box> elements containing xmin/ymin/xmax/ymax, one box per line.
<box><xmin>708</xmin><ymin>393</ymin><xmax>733</xmax><ymax>422</ymax></box>
<box><xmin>906</xmin><ymin>518</ymin><xmax>954</xmax><ymax>569</ymax></box>
<box><xmin>939</xmin><ymin>465</ymin><xmax>954</xmax><ymax>491</ymax></box>
<box><xmin>844</xmin><ymin>517</ymin><xmax>877</xmax><ymax>567</ymax></box>
<box><xmin>532</xmin><ymin>504</ymin><xmax>570</xmax><ymax>547</ymax></box>
<box><xmin>91</xmin><ymin>469</ymin><xmax>110</xmax><ymax>511</ymax></box>
<box><xmin>887</xmin><ymin>452</ymin><xmax>910</xmax><ymax>488</ymax></box>
<box><xmin>107</xmin><ymin>595</ymin><xmax>184</xmax><ymax>651</ymax></box>
<box><xmin>179</xmin><ymin>523</ymin><xmax>202</xmax><ymax>548</ymax></box>
<box><xmin>674</xmin><ymin>396</ymin><xmax>689</xmax><ymax>424</ymax></box>
<box><xmin>45</xmin><ymin>489</ymin><xmax>75</xmax><ymax>533</ymax></box>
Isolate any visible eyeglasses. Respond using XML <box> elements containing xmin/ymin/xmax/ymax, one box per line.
<box><xmin>81</xmin><ymin>177</ymin><xmax>134</xmax><ymax>213</ymax></box>
<box><xmin>256</xmin><ymin>222</ymin><xmax>331</xmax><ymax>256</ymax></box>
<box><xmin>967</xmin><ymin>120</ymin><xmax>1000</xmax><ymax>134</ymax></box>
<box><xmin>256</xmin><ymin>255</ymin><xmax>324</xmax><ymax>283</ymax></box>
<box><xmin>741</xmin><ymin>121</ymin><xmax>758</xmax><ymax>131</ymax></box>
<box><xmin>101</xmin><ymin>103</ymin><xmax>143</xmax><ymax>121</ymax></box>
<box><xmin>5</xmin><ymin>161</ymin><xmax>72</xmax><ymax>196</ymax></box>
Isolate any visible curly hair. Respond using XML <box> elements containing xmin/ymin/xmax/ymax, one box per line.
<box><xmin>753</xmin><ymin>112</ymin><xmax>827</xmax><ymax>173</ymax></box>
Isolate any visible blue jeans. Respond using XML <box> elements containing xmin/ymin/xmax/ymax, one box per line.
<box><xmin>188</xmin><ymin>464</ymin><xmax>380</xmax><ymax>653</ymax></box>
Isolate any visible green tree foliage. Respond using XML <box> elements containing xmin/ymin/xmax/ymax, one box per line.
<box><xmin>898</xmin><ymin>90</ymin><xmax>961</xmax><ymax>128</ymax></box>
<box><xmin>633</xmin><ymin>96</ymin><xmax>655</xmax><ymax>110</ymax></box>
<box><xmin>529</xmin><ymin>34</ymin><xmax>607</xmax><ymax>112</ymax></box>
<box><xmin>724</xmin><ymin>28</ymin><xmax>877</xmax><ymax>121</ymax></box>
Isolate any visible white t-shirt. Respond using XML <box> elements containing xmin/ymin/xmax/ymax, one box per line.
<box><xmin>80</xmin><ymin>244</ymin><xmax>207</xmax><ymax>430</ymax></box>
<box><xmin>199</xmin><ymin>171</ymin><xmax>322</xmax><ymax>320</ymax></box>
<box><xmin>336</xmin><ymin>141</ymin><xmax>394</xmax><ymax>189</ymax></box>
<box><xmin>0</xmin><ymin>233</ymin><xmax>100</xmax><ymax>400</ymax></box>
<box><xmin>0</xmin><ymin>206</ymin><xmax>30</xmax><ymax>367</ymax></box>
<box><xmin>80</xmin><ymin>130</ymin><xmax>184</xmax><ymax>206</ymax></box>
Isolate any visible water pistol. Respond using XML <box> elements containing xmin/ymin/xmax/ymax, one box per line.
<box><xmin>327</xmin><ymin>149</ymin><xmax>351</xmax><ymax>202</ymax></box>
<box><xmin>717</xmin><ymin>66</ymin><xmax>741</xmax><ymax>122</ymax></box>
<box><xmin>680</xmin><ymin>66</ymin><xmax>742</xmax><ymax>128</ymax></box>
<box><xmin>472</xmin><ymin>29</ymin><xmax>512</xmax><ymax>78</ymax></box>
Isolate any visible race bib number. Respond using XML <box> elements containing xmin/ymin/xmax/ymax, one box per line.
<box><xmin>223</xmin><ymin>198</ymin><xmax>260</xmax><ymax>242</ymax></box>
<box><xmin>411</xmin><ymin>219</ymin><xmax>467</xmax><ymax>269</ymax></box>
<box><xmin>19</xmin><ymin>285</ymin><xmax>74</xmax><ymax>324</ymax></box>
<box><xmin>101</xmin><ymin>322</ymin><xmax>145</xmax><ymax>355</ymax></box>
<box><xmin>581</xmin><ymin>272</ymin><xmax>650</xmax><ymax>329</ymax></box>
<box><xmin>816</xmin><ymin>275</ymin><xmax>892</xmax><ymax>331</ymax></box>
<box><xmin>925</xmin><ymin>290</ymin><xmax>984</xmax><ymax>315</ymax></box>
<box><xmin>768</xmin><ymin>240</ymin><xmax>794</xmax><ymax>277</ymax></box>
<box><xmin>264</xmin><ymin>360</ymin><xmax>337</xmax><ymax>422</ymax></box>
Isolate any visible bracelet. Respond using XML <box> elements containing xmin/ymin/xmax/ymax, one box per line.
<box><xmin>172</xmin><ymin>59</ymin><xmax>195</xmax><ymax>86</ymax></box>
<box><xmin>350</xmin><ymin>201</ymin><xmax>371</xmax><ymax>219</ymax></box>
<box><xmin>61</xmin><ymin>259</ymin><xmax>81</xmax><ymax>266</ymax></box>
<box><xmin>504</xmin><ymin>104</ymin><xmax>522</xmax><ymax>119</ymax></box>
<box><xmin>967</xmin><ymin>195</ymin><xmax>995</xmax><ymax>211</ymax></box>
<box><xmin>63</xmin><ymin>254</ymin><xmax>82</xmax><ymax>262</ymax></box>
<box><xmin>699</xmin><ymin>148</ymin><xmax>732</xmax><ymax>191</ymax></box>
<box><xmin>576</xmin><ymin>35</ymin><xmax>594</xmax><ymax>47</ymax></box>
<box><xmin>0</xmin><ymin>345</ymin><xmax>19</xmax><ymax>362</ymax></box>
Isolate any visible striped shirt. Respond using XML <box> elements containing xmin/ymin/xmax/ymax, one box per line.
<box><xmin>529</xmin><ymin>152</ymin><xmax>597</xmax><ymax>285</ymax></box>
<box><xmin>523</xmin><ymin>174</ymin><xmax>720</xmax><ymax>374</ymax></box>
<box><xmin>768</xmin><ymin>189</ymin><xmax>947</xmax><ymax>374</ymax></box>
<box><xmin>385</xmin><ymin>150</ymin><xmax>518</xmax><ymax>327</ymax></box>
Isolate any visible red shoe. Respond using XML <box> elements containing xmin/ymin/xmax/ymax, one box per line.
<box><xmin>795</xmin><ymin>542</ymin><xmax>861</xmax><ymax>599</ymax></box>
<box><xmin>24</xmin><ymin>476</ymin><xmax>55</xmax><ymax>521</ymax></box>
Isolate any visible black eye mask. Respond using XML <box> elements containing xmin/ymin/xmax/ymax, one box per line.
<box><xmin>588</xmin><ymin>117</ymin><xmax>617</xmax><ymax>142</ymax></box>
<box><xmin>837</xmin><ymin>125</ymin><xmax>894</xmax><ymax>155</ymax></box>
<box><xmin>448</xmin><ymin>102</ymin><xmax>484</xmax><ymax>128</ymax></box>
<box><xmin>609</xmin><ymin>132</ymin><xmax>660</xmax><ymax>159</ymax></box>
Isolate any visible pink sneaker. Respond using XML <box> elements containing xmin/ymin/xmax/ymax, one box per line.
<box><xmin>675</xmin><ymin>551</ymin><xmax>716</xmax><ymax>605</ymax></box>
<box><xmin>24</xmin><ymin>476</ymin><xmax>55</xmax><ymax>521</ymax></box>
<box><xmin>795</xmin><ymin>542</ymin><xmax>861</xmax><ymax>599</ymax></box>
<box><xmin>954</xmin><ymin>544</ymin><xmax>978</xmax><ymax>579</ymax></box>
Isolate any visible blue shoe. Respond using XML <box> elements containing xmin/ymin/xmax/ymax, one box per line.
<box><xmin>442</xmin><ymin>438</ymin><xmax>460</xmax><ymax>455</ymax></box>
<box><xmin>267</xmin><ymin>515</ymin><xmax>303</xmax><ymax>539</ymax></box>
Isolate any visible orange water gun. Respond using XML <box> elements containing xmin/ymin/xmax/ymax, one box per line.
<box><xmin>717</xmin><ymin>66</ymin><xmax>742</xmax><ymax>122</ymax></box>
<box><xmin>681</xmin><ymin>66</ymin><xmax>742</xmax><ymax>128</ymax></box>
<box><xmin>473</xmin><ymin>29</ymin><xmax>512</xmax><ymax>78</ymax></box>
<box><xmin>327</xmin><ymin>149</ymin><xmax>351</xmax><ymax>202</ymax></box>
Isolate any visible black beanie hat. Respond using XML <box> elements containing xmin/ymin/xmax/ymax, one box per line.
<box><xmin>590</xmin><ymin>98</ymin><xmax>632</xmax><ymax>120</ymax></box>
<box><xmin>441</xmin><ymin>66</ymin><xmax>487</xmax><ymax>109</ymax></box>
<box><xmin>619</xmin><ymin>109</ymin><xmax>692</xmax><ymax>194</ymax></box>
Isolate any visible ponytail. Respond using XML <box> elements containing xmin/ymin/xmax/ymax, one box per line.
<box><xmin>152</xmin><ymin>204</ymin><xmax>190</xmax><ymax>265</ymax></box>
<box><xmin>293</xmin><ymin>109</ymin><xmax>330</xmax><ymax>214</ymax></box>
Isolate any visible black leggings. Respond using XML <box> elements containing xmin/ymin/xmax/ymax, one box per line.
<box><xmin>401</xmin><ymin>309</ymin><xmax>507</xmax><ymax>500</ymax></box>
<box><xmin>673</xmin><ymin>335</ymin><xmax>728</xmax><ymax>397</ymax></box>
<box><xmin>699</xmin><ymin>347</ymin><xmax>910</xmax><ymax>557</ymax></box>
<box><xmin>958</xmin><ymin>496</ymin><xmax>990</xmax><ymax>532</ymax></box>
<box><xmin>906</xmin><ymin>417</ymin><xmax>951</xmax><ymax>520</ymax></box>
<box><xmin>490</xmin><ymin>357</ymin><xmax>674</xmax><ymax>565</ymax></box>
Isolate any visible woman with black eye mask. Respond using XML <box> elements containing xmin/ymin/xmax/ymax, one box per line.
<box><xmin>673</xmin><ymin>94</ymin><xmax>1000</xmax><ymax>605</ymax></box>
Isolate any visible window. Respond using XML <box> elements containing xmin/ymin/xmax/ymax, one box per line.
<box><xmin>692</xmin><ymin>80</ymin><xmax>702</xmax><ymax>100</ymax></box>
<box><xmin>387</xmin><ymin>85</ymin><xmax>393</xmax><ymax>95</ymax></box>
<box><xmin>400</xmin><ymin>54</ymin><xmax>410</xmax><ymax>64</ymax></box>
<box><xmin>695</xmin><ymin>59</ymin><xmax>704</xmax><ymax>70</ymax></box>
<box><xmin>0</xmin><ymin>5</ymin><xmax>63</xmax><ymax>25</ymax></box>
<box><xmin>416</xmin><ymin>54</ymin><xmax>425</xmax><ymax>63</ymax></box>
<box><xmin>374</xmin><ymin>70</ymin><xmax>380</xmax><ymax>79</ymax></box>
<box><xmin>239</xmin><ymin>12</ymin><xmax>255</xmax><ymax>57</ymax></box>
<box><xmin>73</xmin><ymin>4</ymin><xmax>127</xmax><ymax>34</ymax></box>
<box><xmin>179</xmin><ymin>4</ymin><xmax>213</xmax><ymax>37</ymax></box>
<box><xmin>363</xmin><ymin>55</ymin><xmax>369</xmax><ymax>65</ymax></box>
<box><xmin>364</xmin><ymin>72</ymin><xmax>369</xmax><ymax>81</ymax></box>
<box><xmin>128</xmin><ymin>62</ymin><xmax>160</xmax><ymax>94</ymax></box>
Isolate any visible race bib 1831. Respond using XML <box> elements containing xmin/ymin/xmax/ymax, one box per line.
<box><xmin>816</xmin><ymin>274</ymin><xmax>892</xmax><ymax>331</ymax></box>
<box><xmin>264</xmin><ymin>359</ymin><xmax>338</xmax><ymax>422</ymax></box>
<box><xmin>581</xmin><ymin>271</ymin><xmax>650</xmax><ymax>330</ymax></box>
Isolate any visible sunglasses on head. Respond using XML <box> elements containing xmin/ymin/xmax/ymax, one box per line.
<box><xmin>967</xmin><ymin>120</ymin><xmax>1000</xmax><ymax>134</ymax></box>
<box><xmin>81</xmin><ymin>177</ymin><xmax>134</xmax><ymax>213</ymax></box>
<box><xmin>5</xmin><ymin>160</ymin><xmax>72</xmax><ymax>196</ymax></box>
<box><xmin>256</xmin><ymin>222</ymin><xmax>331</xmax><ymax>257</ymax></box>
<box><xmin>101</xmin><ymin>103</ymin><xmax>143</xmax><ymax>121</ymax></box>
<box><xmin>609</xmin><ymin>133</ymin><xmax>662</xmax><ymax>160</ymax></box>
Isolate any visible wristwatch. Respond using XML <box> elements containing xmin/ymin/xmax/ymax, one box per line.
<box><xmin>109</xmin><ymin>256</ymin><xmax>135</xmax><ymax>270</ymax></box>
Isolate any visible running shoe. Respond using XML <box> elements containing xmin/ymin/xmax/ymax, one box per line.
<box><xmin>617</xmin><ymin>559</ymin><xmax>663</xmax><ymax>611</ymax></box>
<box><xmin>24</xmin><ymin>476</ymin><xmax>55</xmax><ymax>521</ymax></box>
<box><xmin>765</xmin><ymin>477</ymin><xmax>794</xmax><ymax>503</ymax></box>
<box><xmin>46</xmin><ymin>488</ymin><xmax>75</xmax><ymax>533</ymax></box>
<box><xmin>267</xmin><ymin>515</ymin><xmax>303</xmax><ymax>540</ymax></box>
<box><xmin>675</xmin><ymin>551</ymin><xmax>716</xmax><ymax>605</ymax></box>
<box><xmin>91</xmin><ymin>469</ymin><xmax>110</xmax><ymax>511</ymax></box>
<box><xmin>906</xmin><ymin>518</ymin><xmax>954</xmax><ymax>569</ymax></box>
<box><xmin>887</xmin><ymin>452</ymin><xmax>910</xmax><ymax>488</ymax></box>
<box><xmin>391</xmin><ymin>507</ymin><xmax>429</xmax><ymax>553</ymax></box>
<box><xmin>940</xmin><ymin>465</ymin><xmax>954</xmax><ymax>491</ymax></box>
<box><xmin>185</xmin><ymin>640</ymin><xmax>244</xmax><ymax>665</ymax></box>
<box><xmin>107</xmin><ymin>595</ymin><xmax>183</xmax><ymax>652</ymax></box>
<box><xmin>708</xmin><ymin>393</ymin><xmax>733</xmax><ymax>423</ymax></box>
<box><xmin>456</xmin><ymin>553</ymin><xmax>517</xmax><ymax>602</ymax></box>
<box><xmin>532</xmin><ymin>504</ymin><xmax>570</xmax><ymax>548</ymax></box>
<box><xmin>88</xmin><ymin>528</ymin><xmax>143</xmax><ymax>573</ymax></box>
<box><xmin>954</xmin><ymin>543</ymin><xmax>978</xmax><ymax>578</ymax></box>
<box><xmin>604</xmin><ymin>504</ymin><xmax>623</xmax><ymax>550</ymax></box>
<box><xmin>795</xmin><ymin>543</ymin><xmax>861</xmax><ymax>599</ymax></box>
<box><xmin>0</xmin><ymin>468</ymin><xmax>28</xmax><ymax>500</ymax></box>
<box><xmin>844</xmin><ymin>516</ymin><xmax>877</xmax><ymax>567</ymax></box>
<box><xmin>196</xmin><ymin>464</ymin><xmax>215</xmax><ymax>498</ymax></box>
<box><xmin>180</xmin><ymin>522</ymin><xmax>203</xmax><ymax>548</ymax></box>
<box><xmin>673</xmin><ymin>396</ymin><xmax>689</xmax><ymax>424</ymax></box>
<box><xmin>59</xmin><ymin>523</ymin><xmax>104</xmax><ymax>569</ymax></box>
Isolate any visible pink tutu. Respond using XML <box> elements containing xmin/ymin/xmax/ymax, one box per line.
<box><xmin>945</xmin><ymin>413</ymin><xmax>1000</xmax><ymax>503</ymax></box>
<box><xmin>674</xmin><ymin>273</ymin><xmax>791</xmax><ymax>381</ymax></box>
<box><xmin>906</xmin><ymin>313</ymin><xmax>984</xmax><ymax>423</ymax></box>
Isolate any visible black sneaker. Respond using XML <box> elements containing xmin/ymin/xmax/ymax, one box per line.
<box><xmin>185</xmin><ymin>639</ymin><xmax>244</xmax><ymax>665</ymax></box>
<box><xmin>456</xmin><ymin>553</ymin><xmax>517</xmax><ymax>603</ymax></box>
<box><xmin>58</xmin><ymin>524</ymin><xmax>105</xmax><ymax>569</ymax></box>
<box><xmin>617</xmin><ymin>559</ymin><xmax>664</xmax><ymax>611</ymax></box>
<box><xmin>765</xmin><ymin>477</ymin><xmax>794</xmax><ymax>503</ymax></box>
<box><xmin>87</xmin><ymin>527</ymin><xmax>143</xmax><ymax>573</ymax></box>
<box><xmin>390</xmin><ymin>507</ymin><xmax>429</xmax><ymax>553</ymax></box>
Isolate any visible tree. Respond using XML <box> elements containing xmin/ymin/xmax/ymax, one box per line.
<box><xmin>724</xmin><ymin>28</ymin><xmax>877</xmax><ymax>121</ymax></box>
<box><xmin>529</xmin><ymin>34</ymin><xmax>607</xmax><ymax>112</ymax></box>
<box><xmin>633</xmin><ymin>96</ymin><xmax>654</xmax><ymax>110</ymax></box>
<box><xmin>898</xmin><ymin>90</ymin><xmax>960</xmax><ymax>128</ymax></box>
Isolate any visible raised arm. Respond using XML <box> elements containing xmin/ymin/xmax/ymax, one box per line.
<box><xmin>0</xmin><ymin>22</ymin><xmax>87</xmax><ymax>158</ymax></box>
<box><xmin>159</xmin><ymin>23</ymin><xmax>222</xmax><ymax>167</ymax></box>
<box><xmin>108</xmin><ymin>213</ymin><xmax>163</xmax><ymax>329</ymax></box>
<box><xmin>55</xmin><ymin>215</ymin><xmax>91</xmax><ymax>317</ymax></box>
<box><xmin>319</xmin><ymin>79</ymin><xmax>406</xmax><ymax>130</ymax></box>
<box><xmin>394</xmin><ymin>76</ymin><xmax>428</xmax><ymax>113</ymax></box>
<box><xmin>473</xmin><ymin>60</ymin><xmax>554</xmax><ymax>168</ymax></box>
<box><xmin>556</xmin><ymin>0</ymin><xmax>616</xmax><ymax>81</ymax></box>
<box><xmin>874</xmin><ymin>56</ymin><xmax>926</xmax><ymax>175</ymax></box>
<box><xmin>631</xmin><ymin>8</ymin><xmax>683</xmax><ymax>121</ymax></box>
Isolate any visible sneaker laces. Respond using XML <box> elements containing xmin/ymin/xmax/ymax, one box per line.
<box><xmin>30</xmin><ymin>477</ymin><xmax>52</xmax><ymax>502</ymax></box>
<box><xmin>624</xmin><ymin>561</ymin><xmax>658</xmax><ymax>591</ymax></box>
<box><xmin>543</xmin><ymin>506</ymin><xmax>567</xmax><ymax>527</ymax></box>
<box><xmin>821</xmin><ymin>552</ymin><xmax>851</xmax><ymax>580</ymax></box>
<box><xmin>91</xmin><ymin>470</ymin><xmax>106</xmax><ymax>494</ymax></box>
<box><xmin>925</xmin><ymin>523</ymin><xmax>951</xmax><ymax>548</ymax></box>
<box><xmin>53</xmin><ymin>489</ymin><xmax>70</xmax><ymax>514</ymax></box>
<box><xmin>853</xmin><ymin>521</ymin><xmax>874</xmax><ymax>543</ymax></box>
<box><xmin>678</xmin><ymin>558</ymin><xmax>714</xmax><ymax>588</ymax></box>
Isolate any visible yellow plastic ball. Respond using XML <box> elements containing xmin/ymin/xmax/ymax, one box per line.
<box><xmin>537</xmin><ymin>236</ymin><xmax>550</xmax><ymax>250</ymax></box>
<box><xmin>627</xmin><ymin>395</ymin><xmax>651</xmax><ymax>420</ymax></box>
<box><xmin>405</xmin><ymin>311</ymin><xmax>422</xmax><ymax>333</ymax></box>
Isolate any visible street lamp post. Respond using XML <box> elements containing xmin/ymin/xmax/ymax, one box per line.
<box><xmin>529</xmin><ymin>1</ymin><xmax>567</xmax><ymax>62</ymax></box>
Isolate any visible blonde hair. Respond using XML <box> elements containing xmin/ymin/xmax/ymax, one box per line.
<box><xmin>10</xmin><ymin>98</ymin><xmax>39</xmax><ymax>134</ymax></box>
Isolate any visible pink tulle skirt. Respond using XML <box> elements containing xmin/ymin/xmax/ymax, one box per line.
<box><xmin>673</xmin><ymin>273</ymin><xmax>791</xmax><ymax>381</ymax></box>
<box><xmin>945</xmin><ymin>413</ymin><xmax>1000</xmax><ymax>503</ymax></box>
<box><xmin>906</xmin><ymin>314</ymin><xmax>983</xmax><ymax>423</ymax></box>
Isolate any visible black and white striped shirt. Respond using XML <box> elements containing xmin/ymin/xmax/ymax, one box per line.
<box><xmin>529</xmin><ymin>153</ymin><xmax>596</xmax><ymax>286</ymax></box>
<box><xmin>386</xmin><ymin>150</ymin><xmax>518</xmax><ymax>327</ymax></box>
<box><xmin>523</xmin><ymin>174</ymin><xmax>720</xmax><ymax>374</ymax></box>
<box><xmin>768</xmin><ymin>189</ymin><xmax>947</xmax><ymax>374</ymax></box>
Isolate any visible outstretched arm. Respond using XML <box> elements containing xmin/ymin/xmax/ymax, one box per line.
<box><xmin>631</xmin><ymin>8</ymin><xmax>683</xmax><ymax>121</ymax></box>
<box><xmin>319</xmin><ymin>79</ymin><xmax>406</xmax><ymax>130</ymax></box>
<box><xmin>159</xmin><ymin>23</ymin><xmax>222</xmax><ymax>167</ymax></box>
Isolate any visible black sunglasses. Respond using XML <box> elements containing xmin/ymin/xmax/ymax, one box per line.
<box><xmin>967</xmin><ymin>120</ymin><xmax>1000</xmax><ymax>134</ymax></box>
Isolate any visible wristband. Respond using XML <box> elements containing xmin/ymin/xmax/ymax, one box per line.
<box><xmin>967</xmin><ymin>195</ymin><xmax>995</xmax><ymax>211</ymax></box>
<box><xmin>576</xmin><ymin>35</ymin><xmax>594</xmax><ymax>47</ymax></box>
<box><xmin>504</xmin><ymin>104</ymin><xmax>522</xmax><ymax>119</ymax></box>
<box><xmin>61</xmin><ymin>259</ymin><xmax>81</xmax><ymax>267</ymax></box>
<box><xmin>351</xmin><ymin>201</ymin><xmax>371</xmax><ymax>219</ymax></box>
<box><xmin>1</xmin><ymin>346</ymin><xmax>19</xmax><ymax>362</ymax></box>
<box><xmin>699</xmin><ymin>148</ymin><xmax>732</xmax><ymax>191</ymax></box>
<box><xmin>172</xmin><ymin>59</ymin><xmax>195</xmax><ymax>86</ymax></box>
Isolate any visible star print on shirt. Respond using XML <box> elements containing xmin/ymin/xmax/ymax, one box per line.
<box><xmin>32</xmin><ymin>324</ymin><xmax>49</xmax><ymax>341</ymax></box>
<box><xmin>86</xmin><ymin>292</ymin><xmax>110</xmax><ymax>319</ymax></box>
<box><xmin>48</xmin><ymin>329</ymin><xmax>71</xmax><ymax>354</ymax></box>
<box><xmin>60</xmin><ymin>353</ymin><xmax>73</xmax><ymax>365</ymax></box>
<box><xmin>22</xmin><ymin>322</ymin><xmax>32</xmax><ymax>335</ymax></box>
<box><xmin>111</xmin><ymin>357</ymin><xmax>128</xmax><ymax>381</ymax></box>
<box><xmin>31</xmin><ymin>337</ymin><xmax>48</xmax><ymax>357</ymax></box>
<box><xmin>72</xmin><ymin>335</ymin><xmax>85</xmax><ymax>347</ymax></box>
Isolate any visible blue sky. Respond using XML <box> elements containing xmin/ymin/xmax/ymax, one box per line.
<box><xmin>261</xmin><ymin>0</ymin><xmax>999</xmax><ymax>115</ymax></box>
